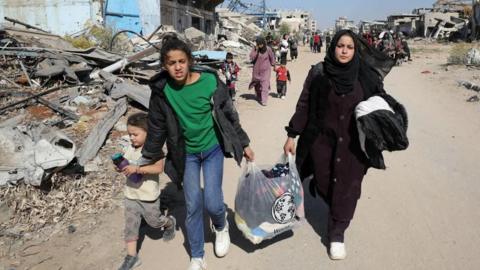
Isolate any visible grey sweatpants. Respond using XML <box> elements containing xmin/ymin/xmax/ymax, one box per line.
<box><xmin>124</xmin><ymin>198</ymin><xmax>170</xmax><ymax>242</ymax></box>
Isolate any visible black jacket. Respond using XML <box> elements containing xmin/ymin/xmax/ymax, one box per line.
<box><xmin>355</xmin><ymin>93</ymin><xmax>409</xmax><ymax>169</ymax></box>
<box><xmin>142</xmin><ymin>66</ymin><xmax>250</xmax><ymax>186</ymax></box>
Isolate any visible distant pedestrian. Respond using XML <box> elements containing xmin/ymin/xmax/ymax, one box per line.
<box><xmin>310</xmin><ymin>35</ymin><xmax>315</xmax><ymax>52</ymax></box>
<box><xmin>325</xmin><ymin>34</ymin><xmax>332</xmax><ymax>51</ymax></box>
<box><xmin>313</xmin><ymin>33</ymin><xmax>321</xmax><ymax>53</ymax></box>
<box><xmin>317</xmin><ymin>34</ymin><xmax>323</xmax><ymax>53</ymax></box>
<box><xmin>220</xmin><ymin>52</ymin><xmax>240</xmax><ymax>101</ymax></box>
<box><xmin>288</xmin><ymin>35</ymin><xmax>299</xmax><ymax>61</ymax></box>
<box><xmin>275</xmin><ymin>58</ymin><xmax>292</xmax><ymax>99</ymax></box>
<box><xmin>249</xmin><ymin>36</ymin><xmax>276</xmax><ymax>106</ymax></box>
<box><xmin>265</xmin><ymin>32</ymin><xmax>274</xmax><ymax>48</ymax></box>
<box><xmin>274</xmin><ymin>58</ymin><xmax>291</xmax><ymax>99</ymax></box>
<box><xmin>117</xmin><ymin>112</ymin><xmax>176</xmax><ymax>270</ymax></box>
<box><xmin>401</xmin><ymin>37</ymin><xmax>412</xmax><ymax>61</ymax></box>
<box><xmin>280</xmin><ymin>33</ymin><xmax>289</xmax><ymax>63</ymax></box>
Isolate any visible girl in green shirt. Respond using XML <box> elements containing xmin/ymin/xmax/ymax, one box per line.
<box><xmin>143</xmin><ymin>35</ymin><xmax>254</xmax><ymax>270</ymax></box>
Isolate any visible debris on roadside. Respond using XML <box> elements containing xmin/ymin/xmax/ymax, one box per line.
<box><xmin>466</xmin><ymin>95</ymin><xmax>480</xmax><ymax>102</ymax></box>
<box><xmin>0</xmin><ymin>11</ymin><xmax>259</xmax><ymax>238</ymax></box>
<box><xmin>457</xmin><ymin>80</ymin><xmax>480</xmax><ymax>92</ymax></box>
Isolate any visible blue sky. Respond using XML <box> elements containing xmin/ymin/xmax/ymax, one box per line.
<box><xmin>249</xmin><ymin>0</ymin><xmax>437</xmax><ymax>29</ymax></box>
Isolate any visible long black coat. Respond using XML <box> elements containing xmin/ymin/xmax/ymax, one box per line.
<box><xmin>286</xmin><ymin>62</ymin><xmax>384</xmax><ymax>181</ymax></box>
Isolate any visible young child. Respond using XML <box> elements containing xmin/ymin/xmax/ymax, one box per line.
<box><xmin>142</xmin><ymin>35</ymin><xmax>254</xmax><ymax>270</ymax></box>
<box><xmin>274</xmin><ymin>59</ymin><xmax>291</xmax><ymax>99</ymax></box>
<box><xmin>220</xmin><ymin>52</ymin><xmax>240</xmax><ymax>101</ymax></box>
<box><xmin>118</xmin><ymin>112</ymin><xmax>176</xmax><ymax>270</ymax></box>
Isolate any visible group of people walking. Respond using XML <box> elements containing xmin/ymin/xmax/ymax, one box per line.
<box><xmin>249</xmin><ymin>34</ymin><xmax>297</xmax><ymax>106</ymax></box>
<box><xmin>117</xmin><ymin>29</ymin><xmax>397</xmax><ymax>270</ymax></box>
<box><xmin>363</xmin><ymin>31</ymin><xmax>412</xmax><ymax>63</ymax></box>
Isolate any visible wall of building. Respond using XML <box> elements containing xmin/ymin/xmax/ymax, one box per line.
<box><xmin>0</xmin><ymin>0</ymin><xmax>103</xmax><ymax>35</ymax></box>
<box><xmin>161</xmin><ymin>0</ymin><xmax>215</xmax><ymax>34</ymax></box>
<box><xmin>421</xmin><ymin>11</ymin><xmax>460</xmax><ymax>36</ymax></box>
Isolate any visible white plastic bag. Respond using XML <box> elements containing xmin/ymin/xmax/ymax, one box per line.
<box><xmin>234</xmin><ymin>154</ymin><xmax>304</xmax><ymax>244</ymax></box>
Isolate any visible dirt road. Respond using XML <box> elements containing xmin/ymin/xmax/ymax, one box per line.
<box><xmin>133</xmin><ymin>45</ymin><xmax>480</xmax><ymax>270</ymax></box>
<box><xmin>11</xmin><ymin>44</ymin><xmax>480</xmax><ymax>270</ymax></box>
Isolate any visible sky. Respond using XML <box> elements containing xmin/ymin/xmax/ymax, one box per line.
<box><xmin>237</xmin><ymin>0</ymin><xmax>437</xmax><ymax>29</ymax></box>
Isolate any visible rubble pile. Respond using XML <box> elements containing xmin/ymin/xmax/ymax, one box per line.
<box><xmin>0</xmin><ymin>14</ymin><xmax>258</xmax><ymax>236</ymax></box>
<box><xmin>0</xmin><ymin>170</ymin><xmax>124</xmax><ymax>234</ymax></box>
<box><xmin>447</xmin><ymin>43</ymin><xmax>480</xmax><ymax>66</ymax></box>
<box><xmin>216</xmin><ymin>9</ymin><xmax>259</xmax><ymax>61</ymax></box>
<box><xmin>0</xmin><ymin>23</ymin><xmax>178</xmax><ymax>234</ymax></box>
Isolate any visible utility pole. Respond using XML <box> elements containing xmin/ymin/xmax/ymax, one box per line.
<box><xmin>262</xmin><ymin>0</ymin><xmax>267</xmax><ymax>29</ymax></box>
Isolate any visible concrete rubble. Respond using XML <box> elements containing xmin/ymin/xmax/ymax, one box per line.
<box><xmin>0</xmin><ymin>124</ymin><xmax>76</xmax><ymax>186</ymax></box>
<box><xmin>0</xmin><ymin>14</ymin><xmax>260</xmax><ymax>236</ymax></box>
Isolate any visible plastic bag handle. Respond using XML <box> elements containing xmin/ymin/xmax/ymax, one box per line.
<box><xmin>246</xmin><ymin>160</ymin><xmax>256</xmax><ymax>173</ymax></box>
<box><xmin>286</xmin><ymin>153</ymin><xmax>295</xmax><ymax>165</ymax></box>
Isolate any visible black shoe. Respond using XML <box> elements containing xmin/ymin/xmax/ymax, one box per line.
<box><xmin>163</xmin><ymin>215</ymin><xmax>176</xmax><ymax>242</ymax></box>
<box><xmin>118</xmin><ymin>255</ymin><xmax>141</xmax><ymax>270</ymax></box>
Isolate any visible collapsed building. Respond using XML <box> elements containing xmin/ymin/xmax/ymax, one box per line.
<box><xmin>335</xmin><ymin>16</ymin><xmax>358</xmax><ymax>33</ymax></box>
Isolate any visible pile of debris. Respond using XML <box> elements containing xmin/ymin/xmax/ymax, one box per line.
<box><xmin>216</xmin><ymin>8</ymin><xmax>261</xmax><ymax>61</ymax></box>
<box><xmin>0</xmin><ymin>13</ymin><xmax>259</xmax><ymax>236</ymax></box>
<box><xmin>0</xmin><ymin>20</ymin><xmax>204</xmax><ymax>236</ymax></box>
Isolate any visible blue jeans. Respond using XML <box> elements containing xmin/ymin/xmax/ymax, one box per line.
<box><xmin>184</xmin><ymin>144</ymin><xmax>226</xmax><ymax>258</ymax></box>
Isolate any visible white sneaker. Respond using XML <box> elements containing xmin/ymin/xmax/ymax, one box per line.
<box><xmin>329</xmin><ymin>242</ymin><xmax>347</xmax><ymax>260</ymax></box>
<box><xmin>212</xmin><ymin>219</ymin><xmax>230</xmax><ymax>257</ymax></box>
<box><xmin>281</xmin><ymin>96</ymin><xmax>286</xmax><ymax>100</ymax></box>
<box><xmin>187</xmin><ymin>257</ymin><xmax>207</xmax><ymax>270</ymax></box>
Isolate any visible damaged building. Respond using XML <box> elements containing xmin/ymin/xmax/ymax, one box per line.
<box><xmin>387</xmin><ymin>14</ymin><xmax>420</xmax><ymax>37</ymax></box>
<box><xmin>161</xmin><ymin>0</ymin><xmax>224</xmax><ymax>34</ymax></box>
<box><xmin>359</xmin><ymin>20</ymin><xmax>389</xmax><ymax>35</ymax></box>
<box><xmin>0</xmin><ymin>0</ymin><xmax>224</xmax><ymax>37</ymax></box>
<box><xmin>335</xmin><ymin>16</ymin><xmax>358</xmax><ymax>32</ymax></box>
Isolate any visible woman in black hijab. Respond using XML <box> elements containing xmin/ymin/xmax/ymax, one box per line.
<box><xmin>283</xmin><ymin>30</ymin><xmax>394</xmax><ymax>260</ymax></box>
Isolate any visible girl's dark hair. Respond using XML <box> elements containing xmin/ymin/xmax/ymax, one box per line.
<box><xmin>127</xmin><ymin>112</ymin><xmax>148</xmax><ymax>131</ymax></box>
<box><xmin>160</xmin><ymin>34</ymin><xmax>194</xmax><ymax>65</ymax></box>
<box><xmin>226</xmin><ymin>52</ymin><xmax>233</xmax><ymax>59</ymax></box>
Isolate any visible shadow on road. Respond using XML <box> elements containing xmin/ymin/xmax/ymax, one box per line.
<box><xmin>303</xmin><ymin>178</ymin><xmax>330</xmax><ymax>250</ymax></box>
<box><xmin>136</xmin><ymin>179</ymin><xmax>330</xmax><ymax>256</ymax></box>
<box><xmin>239</xmin><ymin>93</ymin><xmax>257</xmax><ymax>101</ymax></box>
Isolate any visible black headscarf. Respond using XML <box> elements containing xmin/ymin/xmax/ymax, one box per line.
<box><xmin>256</xmin><ymin>36</ymin><xmax>267</xmax><ymax>54</ymax></box>
<box><xmin>324</xmin><ymin>30</ymin><xmax>395</xmax><ymax>95</ymax></box>
<box><xmin>324</xmin><ymin>30</ymin><xmax>360</xmax><ymax>94</ymax></box>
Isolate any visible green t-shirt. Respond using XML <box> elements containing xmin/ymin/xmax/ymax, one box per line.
<box><xmin>164</xmin><ymin>72</ymin><xmax>219</xmax><ymax>154</ymax></box>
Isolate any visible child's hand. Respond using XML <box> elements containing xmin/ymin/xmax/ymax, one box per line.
<box><xmin>122</xmin><ymin>165</ymin><xmax>139</xmax><ymax>177</ymax></box>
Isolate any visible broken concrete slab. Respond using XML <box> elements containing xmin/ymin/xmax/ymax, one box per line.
<box><xmin>100</xmin><ymin>71</ymin><xmax>151</xmax><ymax>109</ymax></box>
<box><xmin>185</xmin><ymin>27</ymin><xmax>206</xmax><ymax>50</ymax></box>
<box><xmin>0</xmin><ymin>26</ymin><xmax>75</xmax><ymax>50</ymax></box>
<box><xmin>0</xmin><ymin>124</ymin><xmax>76</xmax><ymax>186</ymax></box>
<box><xmin>89</xmin><ymin>46</ymin><xmax>158</xmax><ymax>79</ymax></box>
<box><xmin>75</xmin><ymin>98</ymin><xmax>127</xmax><ymax>166</ymax></box>
<box><xmin>466</xmin><ymin>49</ymin><xmax>480</xmax><ymax>66</ymax></box>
